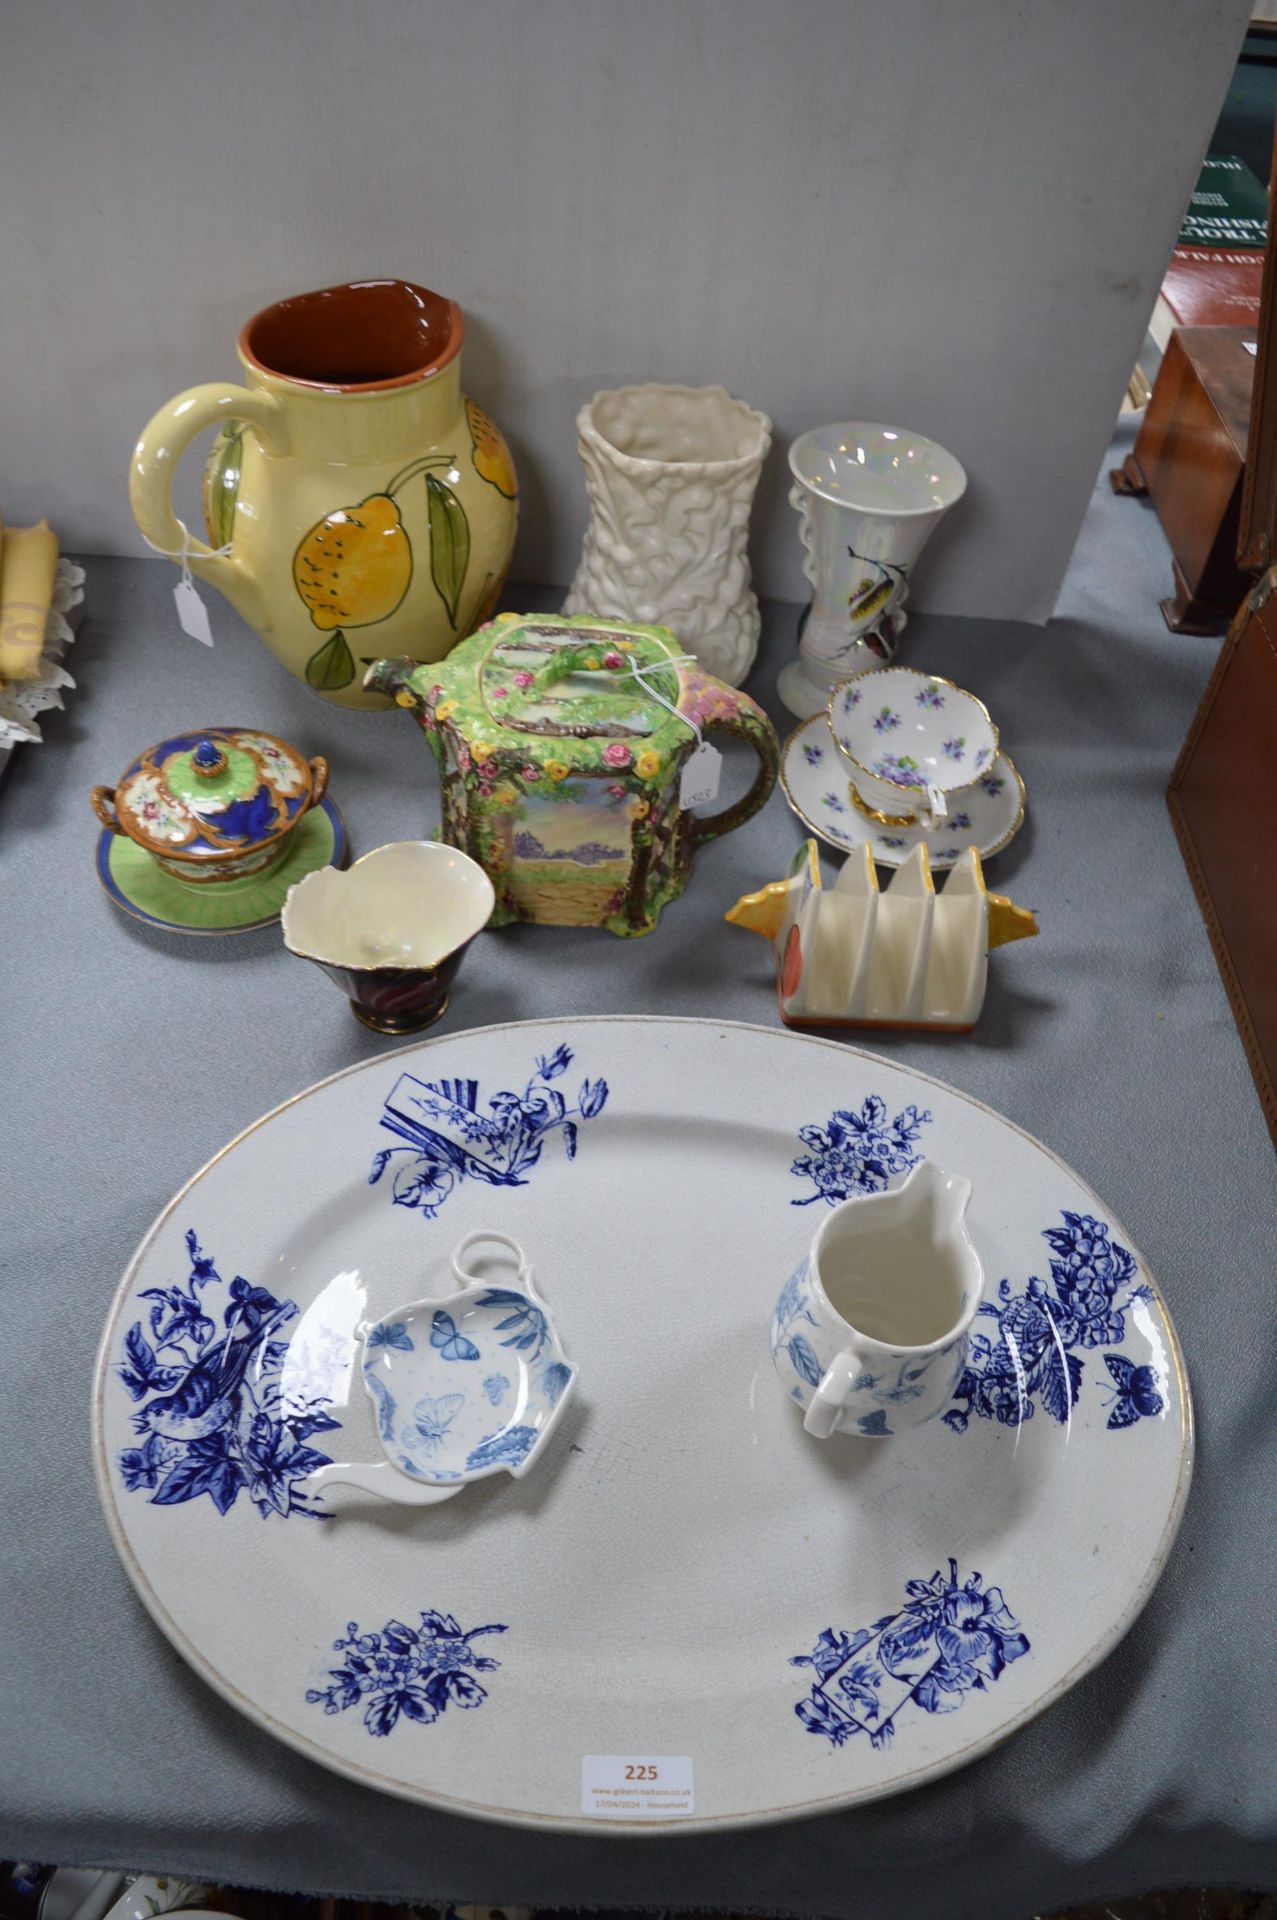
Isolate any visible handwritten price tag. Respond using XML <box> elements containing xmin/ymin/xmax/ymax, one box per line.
<box><xmin>174</xmin><ymin>579</ymin><xmax>214</xmax><ymax>646</ymax></box>
<box><xmin>581</xmin><ymin>1754</ymin><xmax>695</xmax><ymax>1819</ymax></box>
<box><xmin>679</xmin><ymin>743</ymin><xmax>722</xmax><ymax>809</ymax></box>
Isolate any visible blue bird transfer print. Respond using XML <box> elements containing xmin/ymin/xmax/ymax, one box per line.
<box><xmin>370</xmin><ymin>1043</ymin><xmax>608</xmax><ymax>1220</ymax></box>
<box><xmin>792</xmin><ymin>1560</ymin><xmax>1028</xmax><ymax>1749</ymax></box>
<box><xmin>307</xmin><ymin>1608</ymin><xmax>507</xmax><ymax>1737</ymax></box>
<box><xmin>943</xmin><ymin>1212</ymin><xmax>1161</xmax><ymax>1434</ymax></box>
<box><xmin>116</xmin><ymin>1231</ymin><xmax>337</xmax><ymax>1519</ymax></box>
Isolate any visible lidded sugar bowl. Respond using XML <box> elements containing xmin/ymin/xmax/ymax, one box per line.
<box><xmin>90</xmin><ymin>727</ymin><xmax>328</xmax><ymax>884</ymax></box>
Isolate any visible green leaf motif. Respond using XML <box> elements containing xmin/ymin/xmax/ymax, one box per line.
<box><xmin>305</xmin><ymin>628</ymin><xmax>355</xmax><ymax>691</ymax></box>
<box><xmin>205</xmin><ymin>421</ymin><xmax>243</xmax><ymax>549</ymax></box>
<box><xmin>426</xmin><ymin>474</ymin><xmax>470</xmax><ymax>629</ymax></box>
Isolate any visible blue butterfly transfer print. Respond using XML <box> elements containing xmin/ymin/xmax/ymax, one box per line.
<box><xmin>307</xmin><ymin>1608</ymin><xmax>507</xmax><ymax>1738</ymax></box>
<box><xmin>792</xmin><ymin>1559</ymin><xmax>1029</xmax><ymax>1750</ymax></box>
<box><xmin>943</xmin><ymin>1211</ymin><xmax>1161</xmax><ymax>1435</ymax></box>
<box><xmin>116</xmin><ymin>1230</ymin><xmax>337</xmax><ymax>1520</ymax></box>
<box><xmin>791</xmin><ymin>1095</ymin><xmax>932</xmax><ymax>1206</ymax></box>
<box><xmin>370</xmin><ymin>1043</ymin><xmax>609</xmax><ymax>1221</ymax></box>
<box><xmin>406</xmin><ymin>1393</ymin><xmax>466</xmax><ymax>1456</ymax></box>
<box><xmin>430</xmin><ymin>1309</ymin><xmax>481</xmax><ymax>1363</ymax></box>
<box><xmin>1103</xmin><ymin>1353</ymin><xmax>1164</xmax><ymax>1429</ymax></box>
<box><xmin>368</xmin><ymin>1321</ymin><xmax>414</xmax><ymax>1353</ymax></box>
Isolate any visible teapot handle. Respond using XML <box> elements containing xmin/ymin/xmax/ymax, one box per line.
<box><xmin>451</xmin><ymin>1230</ymin><xmax>547</xmax><ymax>1307</ymax></box>
<box><xmin>129</xmin><ymin>382</ymin><xmax>290</xmax><ymax>633</ymax></box>
<box><xmin>688</xmin><ymin>697</ymin><xmax>780</xmax><ymax>850</ymax></box>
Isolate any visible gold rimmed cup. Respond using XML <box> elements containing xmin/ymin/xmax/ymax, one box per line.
<box><xmin>828</xmin><ymin>666</ymin><xmax>999</xmax><ymax>829</ymax></box>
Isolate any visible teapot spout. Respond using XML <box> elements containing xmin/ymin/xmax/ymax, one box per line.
<box><xmin>363</xmin><ymin>655</ymin><xmax>422</xmax><ymax>706</ymax></box>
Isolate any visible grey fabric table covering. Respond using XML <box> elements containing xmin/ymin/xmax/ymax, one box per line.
<box><xmin>4</xmin><ymin>419</ymin><xmax>1276</xmax><ymax>1916</ymax></box>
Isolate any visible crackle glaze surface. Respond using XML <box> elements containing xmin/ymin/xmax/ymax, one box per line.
<box><xmin>93</xmin><ymin>1018</ymin><xmax>1190</xmax><ymax>1834</ymax></box>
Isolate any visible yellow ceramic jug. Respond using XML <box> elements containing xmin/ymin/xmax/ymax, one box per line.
<box><xmin>130</xmin><ymin>280</ymin><xmax>518</xmax><ymax>710</ymax></box>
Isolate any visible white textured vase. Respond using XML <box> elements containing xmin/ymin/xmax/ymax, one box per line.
<box><xmin>563</xmin><ymin>383</ymin><xmax>772</xmax><ymax>686</ymax></box>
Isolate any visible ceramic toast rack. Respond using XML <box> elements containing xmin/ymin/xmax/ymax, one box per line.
<box><xmin>300</xmin><ymin>1232</ymin><xmax>576</xmax><ymax>1505</ymax></box>
<box><xmin>727</xmin><ymin>839</ymin><xmax>1036</xmax><ymax>1031</ymax></box>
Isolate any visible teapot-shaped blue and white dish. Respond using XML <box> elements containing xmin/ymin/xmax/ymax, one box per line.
<box><xmin>302</xmin><ymin>1232</ymin><xmax>576</xmax><ymax>1505</ymax></box>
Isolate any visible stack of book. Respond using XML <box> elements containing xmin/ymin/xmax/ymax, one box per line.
<box><xmin>1151</xmin><ymin>152</ymin><xmax>1268</xmax><ymax>348</ymax></box>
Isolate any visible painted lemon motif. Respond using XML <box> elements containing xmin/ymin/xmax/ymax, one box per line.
<box><xmin>293</xmin><ymin>494</ymin><xmax>412</xmax><ymax>632</ymax></box>
<box><xmin>466</xmin><ymin>400</ymin><xmax>517</xmax><ymax>499</ymax></box>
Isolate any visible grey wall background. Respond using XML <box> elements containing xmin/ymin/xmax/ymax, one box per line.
<box><xmin>1</xmin><ymin>0</ymin><xmax>1250</xmax><ymax>622</ymax></box>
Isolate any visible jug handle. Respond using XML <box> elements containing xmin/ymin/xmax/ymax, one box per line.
<box><xmin>129</xmin><ymin>383</ymin><xmax>290</xmax><ymax>632</ymax></box>
<box><xmin>687</xmin><ymin>698</ymin><xmax>780</xmax><ymax>850</ymax></box>
<box><xmin>788</xmin><ymin>483</ymin><xmax>819</xmax><ymax>590</ymax></box>
<box><xmin>803</xmin><ymin>1348</ymin><xmax>862</xmax><ymax>1438</ymax></box>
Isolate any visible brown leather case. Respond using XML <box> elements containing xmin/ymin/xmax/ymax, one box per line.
<box><xmin>1168</xmin><ymin>593</ymin><xmax>1277</xmax><ymax>1145</ymax></box>
<box><xmin>1168</xmin><ymin>118</ymin><xmax>1277</xmax><ymax>1152</ymax></box>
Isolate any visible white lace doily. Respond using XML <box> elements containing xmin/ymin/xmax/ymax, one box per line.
<box><xmin>0</xmin><ymin>559</ymin><xmax>86</xmax><ymax>750</ymax></box>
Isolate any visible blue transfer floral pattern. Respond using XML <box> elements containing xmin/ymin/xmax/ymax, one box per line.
<box><xmin>803</xmin><ymin>743</ymin><xmax>825</xmax><ymax>766</ymax></box>
<box><xmin>370</xmin><ymin>1043</ymin><xmax>608</xmax><ymax>1219</ymax></box>
<box><xmin>771</xmin><ymin>1258</ymin><xmax>822</xmax><ymax>1386</ymax></box>
<box><xmin>979</xmin><ymin>772</ymin><xmax>1005</xmax><ymax>796</ymax></box>
<box><xmin>916</xmin><ymin>683</ymin><xmax>945</xmax><ymax>709</ymax></box>
<box><xmin>791</xmin><ymin>1096</ymin><xmax>932</xmax><ymax>1206</ymax></box>
<box><xmin>306</xmin><ymin>1609</ymin><xmax>507</xmax><ymax>1737</ymax></box>
<box><xmin>822</xmin><ymin>792</ymin><xmax>847</xmax><ymax>814</ymax></box>
<box><xmin>948</xmin><ymin>812</ymin><xmax>972</xmax><ymax>830</ymax></box>
<box><xmin>117</xmin><ymin>1231</ymin><xmax>336</xmax><ymax>1520</ymax></box>
<box><xmin>873</xmin><ymin>707</ymin><xmax>901</xmax><ymax>733</ymax></box>
<box><xmin>941</xmin><ymin>737</ymin><xmax>965</xmax><ymax>760</ymax></box>
<box><xmin>792</xmin><ymin>1560</ymin><xmax>1029</xmax><ymax>1749</ymax></box>
<box><xmin>943</xmin><ymin>1212</ymin><xmax>1161</xmax><ymax>1433</ymax></box>
<box><xmin>880</xmin><ymin>835</ymin><xmax>907</xmax><ymax>849</ymax></box>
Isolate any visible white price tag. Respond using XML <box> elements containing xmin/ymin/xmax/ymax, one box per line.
<box><xmin>581</xmin><ymin>1754</ymin><xmax>695</xmax><ymax>1819</ymax></box>
<box><xmin>174</xmin><ymin>578</ymin><xmax>214</xmax><ymax>646</ymax></box>
<box><xmin>679</xmin><ymin>742</ymin><xmax>722</xmax><ymax>809</ymax></box>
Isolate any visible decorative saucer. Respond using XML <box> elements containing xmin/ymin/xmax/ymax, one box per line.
<box><xmin>96</xmin><ymin>796</ymin><xmax>348</xmax><ymax>936</ymax></box>
<box><xmin>780</xmin><ymin>715</ymin><xmax>1024</xmax><ymax>868</ymax></box>
<box><xmin>302</xmin><ymin>1230</ymin><xmax>578</xmax><ymax>1506</ymax></box>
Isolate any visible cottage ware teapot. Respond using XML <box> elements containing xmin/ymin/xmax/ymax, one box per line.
<box><xmin>365</xmin><ymin>612</ymin><xmax>779</xmax><ymax>935</ymax></box>
<box><xmin>129</xmin><ymin>280</ymin><xmax>518</xmax><ymax>710</ymax></box>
